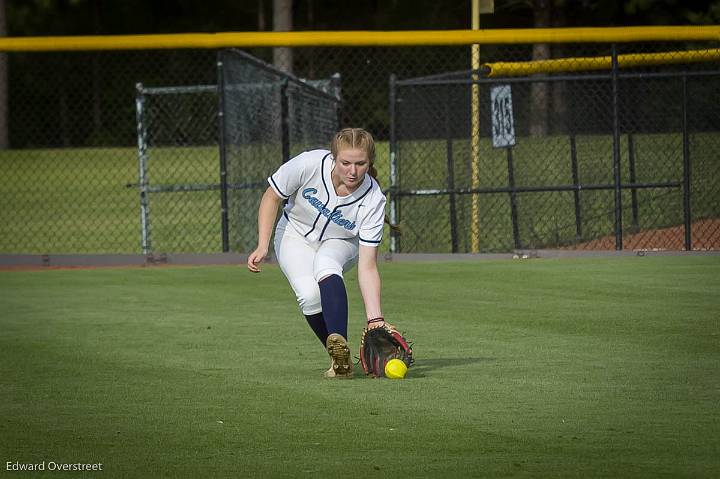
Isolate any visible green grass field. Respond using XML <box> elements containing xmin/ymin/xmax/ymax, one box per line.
<box><xmin>2</xmin><ymin>256</ymin><xmax>719</xmax><ymax>478</ymax></box>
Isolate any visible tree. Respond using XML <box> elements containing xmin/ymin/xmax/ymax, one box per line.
<box><xmin>273</xmin><ymin>0</ymin><xmax>293</xmax><ymax>74</ymax></box>
<box><xmin>551</xmin><ymin>0</ymin><xmax>568</xmax><ymax>134</ymax></box>
<box><xmin>91</xmin><ymin>0</ymin><xmax>102</xmax><ymax>143</ymax></box>
<box><xmin>529</xmin><ymin>0</ymin><xmax>551</xmax><ymax>137</ymax></box>
<box><xmin>257</xmin><ymin>0</ymin><xmax>266</xmax><ymax>31</ymax></box>
<box><xmin>623</xmin><ymin>0</ymin><xmax>720</xmax><ymax>25</ymax></box>
<box><xmin>0</xmin><ymin>0</ymin><xmax>7</xmax><ymax>149</ymax></box>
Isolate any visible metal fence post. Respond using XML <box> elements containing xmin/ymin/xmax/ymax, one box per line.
<box><xmin>280</xmin><ymin>78</ymin><xmax>290</xmax><ymax>163</ymax></box>
<box><xmin>389</xmin><ymin>73</ymin><xmax>399</xmax><ymax>254</ymax></box>
<box><xmin>135</xmin><ymin>83</ymin><xmax>152</xmax><ymax>255</ymax></box>
<box><xmin>628</xmin><ymin>133</ymin><xmax>640</xmax><ymax>232</ymax></box>
<box><xmin>506</xmin><ymin>147</ymin><xmax>521</xmax><ymax>249</ymax></box>
<box><xmin>445</xmin><ymin>86</ymin><xmax>459</xmax><ymax>253</ymax></box>
<box><xmin>682</xmin><ymin>74</ymin><xmax>692</xmax><ymax>251</ymax></box>
<box><xmin>216</xmin><ymin>54</ymin><xmax>230</xmax><ymax>252</ymax></box>
<box><xmin>570</xmin><ymin>134</ymin><xmax>582</xmax><ymax>241</ymax></box>
<box><xmin>611</xmin><ymin>44</ymin><xmax>623</xmax><ymax>250</ymax></box>
<box><xmin>331</xmin><ymin>72</ymin><xmax>343</xmax><ymax>128</ymax></box>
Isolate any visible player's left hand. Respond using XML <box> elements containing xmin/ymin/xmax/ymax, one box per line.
<box><xmin>368</xmin><ymin>319</ymin><xmax>396</xmax><ymax>330</ymax></box>
<box><xmin>359</xmin><ymin>324</ymin><xmax>414</xmax><ymax>378</ymax></box>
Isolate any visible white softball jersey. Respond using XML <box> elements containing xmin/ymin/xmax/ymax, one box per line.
<box><xmin>268</xmin><ymin>149</ymin><xmax>386</xmax><ymax>248</ymax></box>
<box><xmin>267</xmin><ymin>149</ymin><xmax>387</xmax><ymax>315</ymax></box>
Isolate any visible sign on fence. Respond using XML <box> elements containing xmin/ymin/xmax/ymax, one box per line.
<box><xmin>490</xmin><ymin>84</ymin><xmax>516</xmax><ymax>148</ymax></box>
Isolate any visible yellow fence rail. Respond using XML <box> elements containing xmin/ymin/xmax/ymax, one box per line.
<box><xmin>483</xmin><ymin>48</ymin><xmax>720</xmax><ymax>77</ymax></box>
<box><xmin>1</xmin><ymin>26</ymin><xmax>719</xmax><ymax>52</ymax></box>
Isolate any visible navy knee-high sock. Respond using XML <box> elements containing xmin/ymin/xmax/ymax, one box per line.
<box><xmin>319</xmin><ymin>274</ymin><xmax>348</xmax><ymax>340</ymax></box>
<box><xmin>303</xmin><ymin>312</ymin><xmax>329</xmax><ymax>346</ymax></box>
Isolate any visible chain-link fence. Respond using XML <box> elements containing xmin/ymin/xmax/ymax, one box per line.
<box><xmin>0</xmin><ymin>39</ymin><xmax>718</xmax><ymax>254</ymax></box>
<box><xmin>391</xmin><ymin>43</ymin><xmax>720</xmax><ymax>253</ymax></box>
<box><xmin>135</xmin><ymin>82</ymin><xmax>220</xmax><ymax>254</ymax></box>
<box><xmin>220</xmin><ymin>49</ymin><xmax>341</xmax><ymax>253</ymax></box>
<box><xmin>134</xmin><ymin>49</ymin><xmax>341</xmax><ymax>254</ymax></box>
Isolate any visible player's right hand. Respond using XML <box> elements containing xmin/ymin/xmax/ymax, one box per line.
<box><xmin>247</xmin><ymin>247</ymin><xmax>268</xmax><ymax>273</ymax></box>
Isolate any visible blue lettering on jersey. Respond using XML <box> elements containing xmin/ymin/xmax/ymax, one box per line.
<box><xmin>302</xmin><ymin>188</ymin><xmax>356</xmax><ymax>230</ymax></box>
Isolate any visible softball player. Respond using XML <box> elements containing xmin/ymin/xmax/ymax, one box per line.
<box><xmin>247</xmin><ymin>128</ymin><xmax>389</xmax><ymax>379</ymax></box>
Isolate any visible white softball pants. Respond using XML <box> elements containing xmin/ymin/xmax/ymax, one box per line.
<box><xmin>273</xmin><ymin>216</ymin><xmax>359</xmax><ymax>315</ymax></box>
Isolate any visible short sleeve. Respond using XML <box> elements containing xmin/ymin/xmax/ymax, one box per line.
<box><xmin>267</xmin><ymin>151</ymin><xmax>311</xmax><ymax>199</ymax></box>
<box><xmin>358</xmin><ymin>191</ymin><xmax>386</xmax><ymax>247</ymax></box>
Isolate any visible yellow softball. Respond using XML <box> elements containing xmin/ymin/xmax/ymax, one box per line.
<box><xmin>384</xmin><ymin>358</ymin><xmax>408</xmax><ymax>379</ymax></box>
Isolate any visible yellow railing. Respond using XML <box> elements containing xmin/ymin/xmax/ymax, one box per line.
<box><xmin>483</xmin><ymin>48</ymin><xmax>720</xmax><ymax>77</ymax></box>
<box><xmin>0</xmin><ymin>26</ymin><xmax>719</xmax><ymax>52</ymax></box>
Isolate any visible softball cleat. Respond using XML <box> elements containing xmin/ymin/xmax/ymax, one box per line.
<box><xmin>325</xmin><ymin>333</ymin><xmax>353</xmax><ymax>379</ymax></box>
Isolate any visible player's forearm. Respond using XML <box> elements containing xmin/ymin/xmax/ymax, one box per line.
<box><xmin>256</xmin><ymin>188</ymin><xmax>282</xmax><ymax>250</ymax></box>
<box><xmin>358</xmin><ymin>251</ymin><xmax>383</xmax><ymax>321</ymax></box>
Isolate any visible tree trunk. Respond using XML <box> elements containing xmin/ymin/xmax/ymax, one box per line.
<box><xmin>551</xmin><ymin>0</ymin><xmax>567</xmax><ymax>135</ymax></box>
<box><xmin>307</xmin><ymin>0</ymin><xmax>314</xmax><ymax>77</ymax></box>
<box><xmin>0</xmin><ymin>0</ymin><xmax>8</xmax><ymax>149</ymax></box>
<box><xmin>530</xmin><ymin>0</ymin><xmax>551</xmax><ymax>137</ymax></box>
<box><xmin>257</xmin><ymin>0</ymin><xmax>266</xmax><ymax>31</ymax></box>
<box><xmin>273</xmin><ymin>0</ymin><xmax>293</xmax><ymax>74</ymax></box>
<box><xmin>91</xmin><ymin>0</ymin><xmax>103</xmax><ymax>143</ymax></box>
